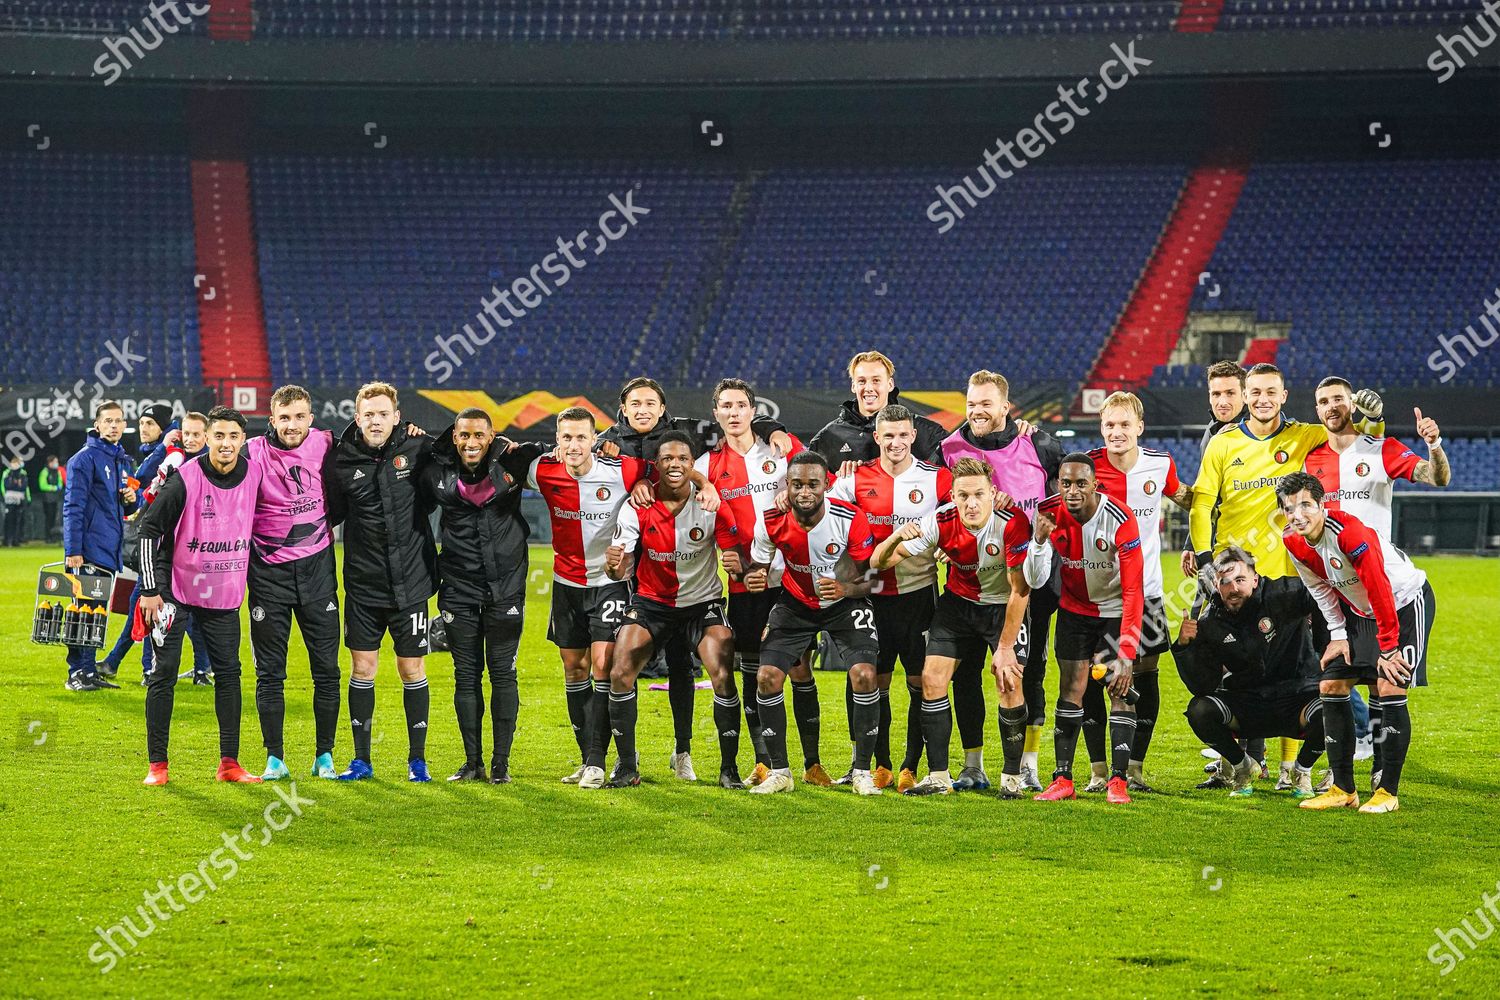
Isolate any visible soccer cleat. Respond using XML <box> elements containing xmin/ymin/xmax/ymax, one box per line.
<box><xmin>311</xmin><ymin>753</ymin><xmax>338</xmax><ymax>779</ymax></box>
<box><xmin>1255</xmin><ymin>758</ymin><xmax>1270</xmax><ymax>780</ymax></box>
<box><xmin>1200</xmin><ymin>747</ymin><xmax>1222</xmax><ymax>760</ymax></box>
<box><xmin>746</xmin><ymin>762</ymin><xmax>771</xmax><ymax>788</ymax></box>
<box><xmin>578</xmin><ymin>765</ymin><xmax>607</xmax><ymax>789</ymax></box>
<box><xmin>1228</xmin><ymin>757</ymin><xmax>1257</xmax><ymax>797</ymax></box>
<box><xmin>217</xmin><ymin>758</ymin><xmax>263</xmax><ymax>784</ymax></box>
<box><xmin>952</xmin><ymin>765</ymin><xmax>991</xmax><ymax>792</ymax></box>
<box><xmin>1353</xmin><ymin>735</ymin><xmax>1374</xmax><ymax>762</ymax></box>
<box><xmin>448</xmin><ymin>762</ymin><xmax>488</xmax><ymax>782</ymax></box>
<box><xmin>142</xmin><ymin>761</ymin><xmax>169</xmax><ymax>786</ymax></box>
<box><xmin>560</xmin><ymin>764</ymin><xmax>586</xmax><ymax>784</ymax></box>
<box><xmin>89</xmin><ymin>675</ymin><xmax>120</xmax><ymax>690</ymax></box>
<box><xmin>1126</xmin><ymin>775</ymin><xmax>1156</xmax><ymax>794</ymax></box>
<box><xmin>1274</xmin><ymin>762</ymin><xmax>1297</xmax><ymax>792</ymax></box>
<box><xmin>97</xmin><ymin>659</ymin><xmax>119</xmax><ymax>679</ymax></box>
<box><xmin>851</xmin><ymin>770</ymin><xmax>882</xmax><ymax>796</ymax></box>
<box><xmin>896</xmin><ymin>768</ymin><xmax>917</xmax><ymax>794</ymax></box>
<box><xmin>718</xmin><ymin>767</ymin><xmax>746</xmax><ymax>790</ymax></box>
<box><xmin>260</xmin><ymin>756</ymin><xmax>290</xmax><ymax>781</ymax></box>
<box><xmin>802</xmin><ymin>763</ymin><xmax>833</xmax><ymax>787</ymax></box>
<box><xmin>998</xmin><ymin>773</ymin><xmax>1025</xmax><ymax>799</ymax></box>
<box><xmin>1197</xmin><ymin>759</ymin><xmax>1232</xmax><ymax>790</ymax></box>
<box><xmin>1035</xmin><ymin>776</ymin><xmax>1077</xmax><ymax>801</ymax></box>
<box><xmin>872</xmin><ymin>765</ymin><xmax>895</xmax><ymax>790</ymax></box>
<box><xmin>336</xmin><ymin>759</ymin><xmax>374</xmax><ymax>781</ymax></box>
<box><xmin>668</xmin><ymin>751</ymin><xmax>697</xmax><ymax>782</ymax></box>
<box><xmin>1358</xmin><ymin>789</ymin><xmax>1399</xmax><ymax>814</ymax></box>
<box><xmin>192</xmin><ymin>672</ymin><xmax>212</xmax><ymax>687</ymax></box>
<box><xmin>1291</xmin><ymin>767</ymin><xmax>1315</xmax><ymax>800</ymax></box>
<box><xmin>1370</xmin><ymin>769</ymin><xmax>1383</xmax><ymax>796</ymax></box>
<box><xmin>407</xmin><ymin>760</ymin><xmax>432</xmax><ymax>783</ymax></box>
<box><xmin>64</xmin><ymin>673</ymin><xmax>93</xmax><ymax>691</ymax></box>
<box><xmin>605</xmin><ymin>768</ymin><xmax>641</xmax><ymax>788</ymax></box>
<box><xmin>1106</xmin><ymin>776</ymin><xmax>1131</xmax><ymax>804</ymax></box>
<box><xmin>1299</xmin><ymin>785</ymin><xmax>1360</xmax><ymax>810</ymax></box>
<box><xmin>1314</xmin><ymin>770</ymin><xmax>1334</xmax><ymax>794</ymax></box>
<box><xmin>1019</xmin><ymin>764</ymin><xmax>1044</xmax><ymax>792</ymax></box>
<box><xmin>489</xmin><ymin>765</ymin><xmax>512</xmax><ymax>785</ymax></box>
<box><xmin>832</xmin><ymin>767</ymin><xmax>854</xmax><ymax>786</ymax></box>
<box><xmin>749</xmin><ymin>769</ymin><xmax>794</xmax><ymax>794</ymax></box>
<box><xmin>1083</xmin><ymin>762</ymin><xmax>1109</xmax><ymax>793</ymax></box>
<box><xmin>904</xmin><ymin>772</ymin><xmax>954</xmax><ymax>797</ymax></box>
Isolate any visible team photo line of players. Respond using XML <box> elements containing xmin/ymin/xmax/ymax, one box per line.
<box><xmin>77</xmin><ymin>350</ymin><xmax>1448</xmax><ymax>811</ymax></box>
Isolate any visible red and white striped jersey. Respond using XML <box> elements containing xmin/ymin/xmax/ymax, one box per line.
<box><xmin>527</xmin><ymin>453</ymin><xmax>650</xmax><ymax>587</ymax></box>
<box><xmin>1024</xmin><ymin>495</ymin><xmax>1145</xmax><ymax>659</ymax></box>
<box><xmin>696</xmin><ymin>432</ymin><xmax>803</xmax><ymax>593</ymax></box>
<box><xmin>751</xmin><ymin>499</ymin><xmax>875</xmax><ymax>611</ymax></box>
<box><xmin>829</xmin><ymin>459</ymin><xmax>952</xmax><ymax>595</ymax></box>
<box><xmin>1090</xmin><ymin>447</ymin><xmax>1179</xmax><ymax>599</ymax></box>
<box><xmin>611</xmin><ymin>494</ymin><xmax>731</xmax><ymax>607</ymax></box>
<box><xmin>1283</xmin><ymin>511</ymin><xmax>1427</xmax><ymax>651</ymax></box>
<box><xmin>902</xmin><ymin>503</ymin><xmax>1030</xmax><ymax>605</ymax></box>
<box><xmin>1303</xmin><ymin>436</ymin><xmax>1421</xmax><ymax>540</ymax></box>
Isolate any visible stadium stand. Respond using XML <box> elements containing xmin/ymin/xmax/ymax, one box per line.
<box><xmin>0</xmin><ymin>1</ymin><xmax>207</xmax><ymax>36</ymax></box>
<box><xmin>0</xmin><ymin>151</ymin><xmax>201</xmax><ymax>384</ymax></box>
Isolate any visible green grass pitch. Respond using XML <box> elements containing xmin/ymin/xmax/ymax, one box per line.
<box><xmin>2</xmin><ymin>545</ymin><xmax>1499</xmax><ymax>997</ymax></box>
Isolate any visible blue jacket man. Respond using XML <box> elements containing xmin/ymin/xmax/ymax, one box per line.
<box><xmin>62</xmin><ymin>401</ymin><xmax>138</xmax><ymax>689</ymax></box>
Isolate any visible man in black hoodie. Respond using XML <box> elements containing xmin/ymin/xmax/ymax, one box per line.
<box><xmin>596</xmin><ymin>376</ymin><xmax>790</xmax><ymax>779</ymax></box>
<box><xmin>420</xmin><ymin>407</ymin><xmax>540</xmax><ymax>784</ymax></box>
<box><xmin>326</xmin><ymin>382</ymin><xmax>438</xmax><ymax>783</ymax></box>
<box><xmin>809</xmin><ymin>351</ymin><xmax>947</xmax><ymax>475</ymax></box>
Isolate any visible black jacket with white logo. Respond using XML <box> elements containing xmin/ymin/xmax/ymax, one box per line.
<box><xmin>329</xmin><ymin>422</ymin><xmax>436</xmax><ymax>609</ymax></box>
<box><xmin>808</xmin><ymin>392</ymin><xmax>947</xmax><ymax>467</ymax></box>
<box><xmin>1172</xmin><ymin>581</ymin><xmax>1320</xmax><ymax>699</ymax></box>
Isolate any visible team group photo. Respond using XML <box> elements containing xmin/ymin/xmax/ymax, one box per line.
<box><xmin>3</xmin><ymin>3</ymin><xmax>1499</xmax><ymax>997</ymax></box>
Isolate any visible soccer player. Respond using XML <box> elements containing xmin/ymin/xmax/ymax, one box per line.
<box><xmin>1080</xmin><ymin>392</ymin><xmax>1192</xmax><ymax>792</ymax></box>
<box><xmin>871</xmin><ymin>457</ymin><xmax>1032</xmax><ymax>797</ymax></box>
<box><xmin>137</xmin><ymin>406</ymin><xmax>263</xmax><ymax>785</ymax></box>
<box><xmin>741</xmin><ymin>452</ymin><xmax>882</xmax><ymax>795</ymax></box>
<box><xmin>1305</xmin><ymin>378</ymin><xmax>1451</xmax><ymax>542</ymax></box>
<box><xmin>809</xmin><ymin>350</ymin><xmax>947</xmax><ymax>473</ymax></box>
<box><xmin>1023</xmin><ymin>453</ymin><xmax>1144</xmax><ymax>803</ymax></box>
<box><xmin>421</xmin><ymin>407</ymin><xmax>536</xmax><ymax>784</ymax></box>
<box><xmin>699</xmin><ymin>378</ymin><xmax>831</xmax><ymax>787</ymax></box>
<box><xmin>603</xmin><ymin>431</ymin><xmax>746</xmax><ymax>789</ymax></box>
<box><xmin>245</xmin><ymin>387</ymin><xmax>344</xmax><ymax>781</ymax></box>
<box><xmin>1187</xmin><ymin>362</ymin><xmax>1382</xmax><ymax>791</ymax></box>
<box><xmin>597</xmin><ymin>376</ymin><xmax>789</xmax><ymax>780</ymax></box>
<box><xmin>327</xmin><ymin>382</ymin><xmax>438</xmax><ymax>783</ymax></box>
<box><xmin>1173</xmin><ymin>546</ymin><xmax>1326</xmax><ymax>798</ymax></box>
<box><xmin>829</xmin><ymin>404</ymin><xmax>952</xmax><ymax>791</ymax></box>
<box><xmin>941</xmin><ymin>370</ymin><xmax>1064</xmax><ymax>791</ymax></box>
<box><xmin>1278</xmin><ymin>472</ymin><xmax>1435</xmax><ymax>814</ymax></box>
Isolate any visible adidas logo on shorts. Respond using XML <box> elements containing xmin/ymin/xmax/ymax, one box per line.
<box><xmin>507</xmin><ymin>606</ymin><xmax>519</xmax><ymax>615</ymax></box>
<box><xmin>326</xmin><ymin>601</ymin><xmax>337</xmax><ymax>612</ymax></box>
<box><xmin>353</xmin><ymin>469</ymin><xmax>366</xmax><ymax>479</ymax></box>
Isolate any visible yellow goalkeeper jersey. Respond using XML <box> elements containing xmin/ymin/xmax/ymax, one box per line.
<box><xmin>1189</xmin><ymin>414</ymin><xmax>1334</xmax><ymax>580</ymax></box>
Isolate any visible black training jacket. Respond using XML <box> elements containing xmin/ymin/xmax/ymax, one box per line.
<box><xmin>808</xmin><ymin>392</ymin><xmax>947</xmax><ymax>467</ymax></box>
<box><xmin>598</xmin><ymin>408</ymin><xmax>785</xmax><ymax>462</ymax></box>
<box><xmin>328</xmin><ymin>422</ymin><xmax>437</xmax><ymax>609</ymax></box>
<box><xmin>1172</xmin><ymin>581</ymin><xmax>1321</xmax><ymax>699</ymax></box>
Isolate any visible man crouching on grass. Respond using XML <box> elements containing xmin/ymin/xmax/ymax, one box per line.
<box><xmin>138</xmin><ymin>406</ymin><xmax>264</xmax><ymax>786</ymax></box>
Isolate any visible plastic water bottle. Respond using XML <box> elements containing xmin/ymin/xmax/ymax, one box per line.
<box><xmin>1090</xmin><ymin>661</ymin><xmax>1141</xmax><ymax>706</ymax></box>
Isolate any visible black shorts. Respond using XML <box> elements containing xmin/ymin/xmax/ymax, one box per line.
<box><xmin>872</xmin><ymin>587</ymin><xmax>936</xmax><ymax>676</ymax></box>
<box><xmin>1321</xmin><ymin>582</ymin><xmax>1436</xmax><ymax>687</ymax></box>
<box><xmin>345</xmin><ymin>600</ymin><xmax>431</xmax><ymax>657</ymax></box>
<box><xmin>620</xmin><ymin>595</ymin><xmax>729</xmax><ymax>652</ymax></box>
<box><xmin>1138</xmin><ymin>596</ymin><xmax>1171</xmax><ymax>658</ymax></box>
<box><xmin>1201</xmin><ymin>688</ymin><xmax>1320</xmax><ymax>741</ymax></box>
<box><xmin>727</xmin><ymin>587</ymin><xmax>782</xmax><ymax>661</ymax></box>
<box><xmin>1054</xmin><ymin>607</ymin><xmax>1122</xmax><ymax>663</ymax></box>
<box><xmin>760</xmin><ymin>597</ymin><xmax>879</xmax><ymax>673</ymax></box>
<box><xmin>927</xmin><ymin>590</ymin><xmax>1027</xmax><ymax>665</ymax></box>
<box><xmin>547</xmin><ymin>581</ymin><xmax>630</xmax><ymax>649</ymax></box>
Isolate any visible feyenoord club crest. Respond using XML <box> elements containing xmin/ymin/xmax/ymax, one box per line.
<box><xmin>1355</xmin><ymin>462</ymin><xmax>1371</xmax><ymax>477</ymax></box>
<box><xmin>689</xmin><ymin>526</ymin><xmax>705</xmax><ymax>542</ymax></box>
<box><xmin>1094</xmin><ymin>536</ymin><xmax>1109</xmax><ymax>552</ymax></box>
<box><xmin>1258</xmin><ymin>617</ymin><xmax>1274</xmax><ymax>634</ymax></box>
<box><xmin>393</xmin><ymin>455</ymin><xmax>408</xmax><ymax>470</ymax></box>
<box><xmin>761</xmin><ymin>459</ymin><xmax>778</xmax><ymax>475</ymax></box>
<box><xmin>596</xmin><ymin>486</ymin><xmax>611</xmax><ymax>501</ymax></box>
<box><xmin>824</xmin><ymin>542</ymin><xmax>840</xmax><ymax>556</ymax></box>
<box><xmin>1273</xmin><ymin>449</ymin><xmax>1290</xmax><ymax>464</ymax></box>
<box><xmin>251</xmin><ymin>606</ymin><xmax>265</xmax><ymax>622</ymax></box>
<box><xmin>1143</xmin><ymin>480</ymin><xmax>1157</xmax><ymax>496</ymax></box>
<box><xmin>909</xmin><ymin>489</ymin><xmax>924</xmax><ymax>504</ymax></box>
<box><xmin>442</xmin><ymin>610</ymin><xmax>454</xmax><ymax>623</ymax></box>
<box><xmin>44</xmin><ymin>577</ymin><xmax>59</xmax><ymax>592</ymax></box>
<box><xmin>984</xmin><ymin>542</ymin><xmax>1001</xmax><ymax>557</ymax></box>
<box><xmin>1329</xmin><ymin>556</ymin><xmax>1343</xmax><ymax>569</ymax></box>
